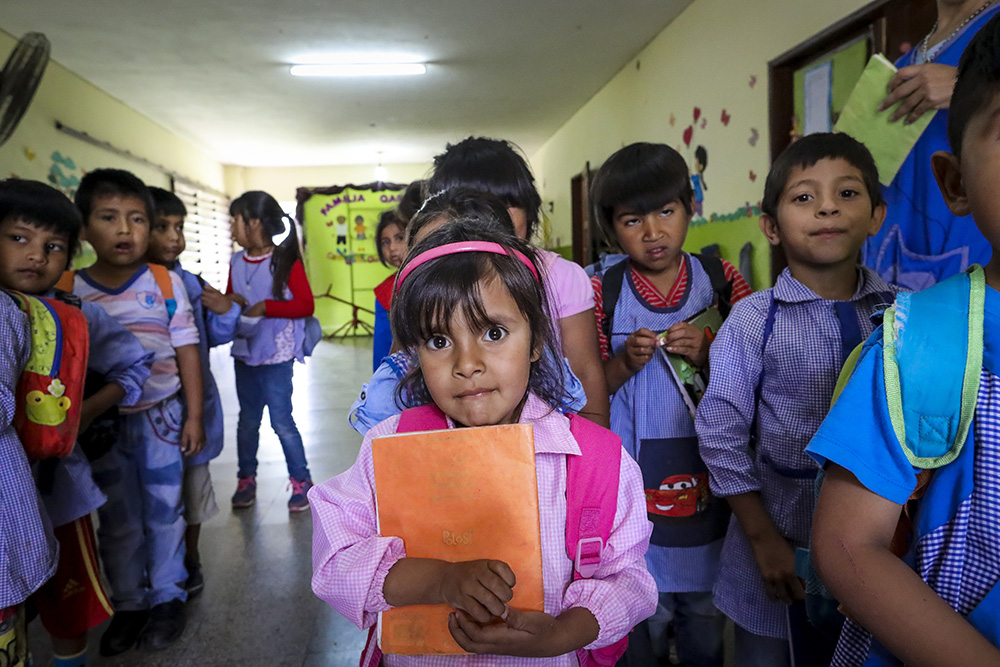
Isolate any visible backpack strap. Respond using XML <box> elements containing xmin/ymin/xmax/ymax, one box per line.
<box><xmin>748</xmin><ymin>296</ymin><xmax>779</xmax><ymax>455</ymax></box>
<box><xmin>396</xmin><ymin>404</ymin><xmax>449</xmax><ymax>432</ymax></box>
<box><xmin>881</xmin><ymin>265</ymin><xmax>984</xmax><ymax>469</ymax></box>
<box><xmin>693</xmin><ymin>253</ymin><xmax>734</xmax><ymax>318</ymax></box>
<box><xmin>147</xmin><ymin>263</ymin><xmax>177</xmax><ymax>320</ymax></box>
<box><xmin>54</xmin><ymin>270</ymin><xmax>75</xmax><ymax>293</ymax></box>
<box><xmin>566</xmin><ymin>414</ymin><xmax>628</xmax><ymax>667</ymax></box>
<box><xmin>598</xmin><ymin>258</ymin><xmax>629</xmax><ymax>345</ymax></box>
<box><xmin>565</xmin><ymin>414</ymin><xmax>622</xmax><ymax>580</ymax></box>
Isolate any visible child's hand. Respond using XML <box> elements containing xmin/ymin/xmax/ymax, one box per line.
<box><xmin>244</xmin><ymin>301</ymin><xmax>266</xmax><ymax>318</ymax></box>
<box><xmin>448</xmin><ymin>606</ymin><xmax>599</xmax><ymax>657</ymax></box>
<box><xmin>180</xmin><ymin>417</ymin><xmax>206</xmax><ymax>456</ymax></box>
<box><xmin>661</xmin><ymin>321</ymin><xmax>710</xmax><ymax>368</ymax></box>
<box><xmin>749</xmin><ymin>532</ymin><xmax>805</xmax><ymax>604</ymax></box>
<box><xmin>439</xmin><ymin>560</ymin><xmax>516</xmax><ymax>624</ymax></box>
<box><xmin>623</xmin><ymin>328</ymin><xmax>660</xmax><ymax>373</ymax></box>
<box><xmin>229</xmin><ymin>293</ymin><xmax>249</xmax><ymax>309</ymax></box>
<box><xmin>201</xmin><ymin>284</ymin><xmax>233</xmax><ymax>315</ymax></box>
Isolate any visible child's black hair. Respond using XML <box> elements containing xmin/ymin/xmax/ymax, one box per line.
<box><xmin>407</xmin><ymin>188</ymin><xmax>515</xmax><ymax>248</ymax></box>
<box><xmin>229</xmin><ymin>191</ymin><xmax>301</xmax><ymax>300</ymax></box>
<box><xmin>397</xmin><ymin>179</ymin><xmax>426</xmax><ymax>224</ymax></box>
<box><xmin>695</xmin><ymin>145</ymin><xmax>708</xmax><ymax>170</ymax></box>
<box><xmin>148</xmin><ymin>186</ymin><xmax>188</xmax><ymax>218</ymax></box>
<box><xmin>426</xmin><ymin>137</ymin><xmax>542</xmax><ymax>240</ymax></box>
<box><xmin>391</xmin><ymin>218</ymin><xmax>567</xmax><ymax>414</ymax></box>
<box><xmin>590</xmin><ymin>142</ymin><xmax>694</xmax><ymax>233</ymax></box>
<box><xmin>761</xmin><ymin>132</ymin><xmax>883</xmax><ymax>219</ymax></box>
<box><xmin>75</xmin><ymin>168</ymin><xmax>155</xmax><ymax>225</ymax></box>
<box><xmin>375</xmin><ymin>209</ymin><xmax>404</xmax><ymax>267</ymax></box>
<box><xmin>0</xmin><ymin>179</ymin><xmax>82</xmax><ymax>264</ymax></box>
<box><xmin>948</xmin><ymin>12</ymin><xmax>1000</xmax><ymax>156</ymax></box>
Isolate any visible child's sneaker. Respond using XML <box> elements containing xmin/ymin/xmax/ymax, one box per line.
<box><xmin>231</xmin><ymin>477</ymin><xmax>256</xmax><ymax>509</ymax></box>
<box><xmin>288</xmin><ymin>477</ymin><xmax>313</xmax><ymax>513</ymax></box>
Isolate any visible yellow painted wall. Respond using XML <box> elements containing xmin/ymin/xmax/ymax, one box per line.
<box><xmin>0</xmin><ymin>28</ymin><xmax>224</xmax><ymax>194</ymax></box>
<box><xmin>531</xmin><ymin>0</ymin><xmax>871</xmax><ymax>289</ymax></box>
<box><xmin>225</xmin><ymin>163</ymin><xmax>431</xmax><ymax>205</ymax></box>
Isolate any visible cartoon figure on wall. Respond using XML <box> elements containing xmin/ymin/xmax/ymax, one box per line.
<box><xmin>354</xmin><ymin>214</ymin><xmax>366</xmax><ymax>241</ymax></box>
<box><xmin>335</xmin><ymin>216</ymin><xmax>348</xmax><ymax>245</ymax></box>
<box><xmin>47</xmin><ymin>151</ymin><xmax>82</xmax><ymax>198</ymax></box>
<box><xmin>691</xmin><ymin>145</ymin><xmax>708</xmax><ymax>219</ymax></box>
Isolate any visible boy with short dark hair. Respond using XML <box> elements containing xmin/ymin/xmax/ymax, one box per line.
<box><xmin>695</xmin><ymin>133</ymin><xmax>896</xmax><ymax>666</ymax></box>
<box><xmin>589</xmin><ymin>143</ymin><xmax>751</xmax><ymax>666</ymax></box>
<box><xmin>147</xmin><ymin>186</ymin><xmax>238</xmax><ymax>597</ymax></box>
<box><xmin>71</xmin><ymin>169</ymin><xmax>204</xmax><ymax>654</ymax></box>
<box><xmin>0</xmin><ymin>182</ymin><xmax>59</xmax><ymax>665</ymax></box>
<box><xmin>809</xmin><ymin>16</ymin><xmax>1000</xmax><ymax>665</ymax></box>
<box><xmin>0</xmin><ymin>178</ymin><xmax>153</xmax><ymax>667</ymax></box>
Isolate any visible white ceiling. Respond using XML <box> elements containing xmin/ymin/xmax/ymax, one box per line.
<box><xmin>1</xmin><ymin>0</ymin><xmax>693</xmax><ymax>167</ymax></box>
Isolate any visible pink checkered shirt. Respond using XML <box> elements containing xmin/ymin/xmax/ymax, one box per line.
<box><xmin>310</xmin><ymin>393</ymin><xmax>657</xmax><ymax>665</ymax></box>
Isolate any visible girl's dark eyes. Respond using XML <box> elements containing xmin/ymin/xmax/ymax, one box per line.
<box><xmin>427</xmin><ymin>335</ymin><xmax>449</xmax><ymax>350</ymax></box>
<box><xmin>485</xmin><ymin>327</ymin><xmax>507</xmax><ymax>342</ymax></box>
<box><xmin>792</xmin><ymin>193</ymin><xmax>812</xmax><ymax>203</ymax></box>
<box><xmin>840</xmin><ymin>189</ymin><xmax>859</xmax><ymax>198</ymax></box>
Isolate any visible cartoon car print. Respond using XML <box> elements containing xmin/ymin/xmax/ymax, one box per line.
<box><xmin>645</xmin><ymin>473</ymin><xmax>709</xmax><ymax>518</ymax></box>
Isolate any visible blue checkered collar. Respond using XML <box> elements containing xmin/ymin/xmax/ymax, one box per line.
<box><xmin>773</xmin><ymin>265</ymin><xmax>894</xmax><ymax>305</ymax></box>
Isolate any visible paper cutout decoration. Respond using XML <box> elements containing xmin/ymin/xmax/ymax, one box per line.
<box><xmin>834</xmin><ymin>53</ymin><xmax>935</xmax><ymax>185</ymax></box>
<box><xmin>749</xmin><ymin>75</ymin><xmax>757</xmax><ymax>88</ymax></box>
<box><xmin>683</xmin><ymin>126</ymin><xmax>694</xmax><ymax>147</ymax></box>
<box><xmin>372</xmin><ymin>423</ymin><xmax>544</xmax><ymax>655</ymax></box>
<box><xmin>749</xmin><ymin>170</ymin><xmax>757</xmax><ymax>182</ymax></box>
<box><xmin>693</xmin><ymin>107</ymin><xmax>702</xmax><ymax>122</ymax></box>
<box><xmin>335</xmin><ymin>216</ymin><xmax>348</xmax><ymax>245</ymax></box>
<box><xmin>720</xmin><ymin>110</ymin><xmax>731</xmax><ymax>126</ymax></box>
<box><xmin>669</xmin><ymin>113</ymin><xmax>676</xmax><ymax>127</ymax></box>
<box><xmin>749</xmin><ymin>128</ymin><xmax>759</xmax><ymax>147</ymax></box>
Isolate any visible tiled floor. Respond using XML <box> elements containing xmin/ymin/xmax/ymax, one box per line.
<box><xmin>29</xmin><ymin>338</ymin><xmax>373</xmax><ymax>666</ymax></box>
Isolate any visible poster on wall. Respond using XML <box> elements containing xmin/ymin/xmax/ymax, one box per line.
<box><xmin>297</xmin><ymin>183</ymin><xmax>406</xmax><ymax>336</ymax></box>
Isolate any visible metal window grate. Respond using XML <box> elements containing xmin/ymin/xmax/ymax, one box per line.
<box><xmin>173</xmin><ymin>180</ymin><xmax>232</xmax><ymax>290</ymax></box>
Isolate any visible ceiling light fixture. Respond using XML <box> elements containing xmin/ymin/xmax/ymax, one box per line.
<box><xmin>289</xmin><ymin>63</ymin><xmax>426</xmax><ymax>77</ymax></box>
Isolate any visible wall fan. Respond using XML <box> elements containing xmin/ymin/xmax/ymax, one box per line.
<box><xmin>0</xmin><ymin>32</ymin><xmax>50</xmax><ymax>148</ymax></box>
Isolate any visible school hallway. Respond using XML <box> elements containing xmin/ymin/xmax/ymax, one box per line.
<box><xmin>28</xmin><ymin>338</ymin><xmax>373</xmax><ymax>666</ymax></box>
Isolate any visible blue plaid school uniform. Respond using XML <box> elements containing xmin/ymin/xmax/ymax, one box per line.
<box><xmin>0</xmin><ymin>293</ymin><xmax>57</xmax><ymax>609</ymax></box>
<box><xmin>605</xmin><ymin>253</ymin><xmax>729</xmax><ymax>593</ymax></box>
<box><xmin>832</xmin><ymin>367</ymin><xmax>1000</xmax><ymax>665</ymax></box>
<box><xmin>695</xmin><ymin>267</ymin><xmax>895</xmax><ymax>638</ymax></box>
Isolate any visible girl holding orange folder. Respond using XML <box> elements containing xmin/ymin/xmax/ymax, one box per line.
<box><xmin>310</xmin><ymin>220</ymin><xmax>657</xmax><ymax>665</ymax></box>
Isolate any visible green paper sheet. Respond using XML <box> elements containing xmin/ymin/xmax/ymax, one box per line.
<box><xmin>833</xmin><ymin>53</ymin><xmax>936</xmax><ymax>185</ymax></box>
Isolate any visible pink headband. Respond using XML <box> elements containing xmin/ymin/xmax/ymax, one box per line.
<box><xmin>394</xmin><ymin>241</ymin><xmax>540</xmax><ymax>293</ymax></box>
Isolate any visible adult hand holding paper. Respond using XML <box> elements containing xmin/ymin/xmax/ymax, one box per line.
<box><xmin>834</xmin><ymin>54</ymin><xmax>937</xmax><ymax>184</ymax></box>
<box><xmin>879</xmin><ymin>62</ymin><xmax>957</xmax><ymax>124</ymax></box>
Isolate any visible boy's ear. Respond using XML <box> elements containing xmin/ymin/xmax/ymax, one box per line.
<box><xmin>931</xmin><ymin>150</ymin><xmax>971</xmax><ymax>216</ymax></box>
<box><xmin>868</xmin><ymin>201</ymin><xmax>887</xmax><ymax>237</ymax></box>
<box><xmin>759</xmin><ymin>213</ymin><xmax>782</xmax><ymax>247</ymax></box>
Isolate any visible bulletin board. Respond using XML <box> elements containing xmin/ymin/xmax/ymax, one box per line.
<box><xmin>297</xmin><ymin>183</ymin><xmax>407</xmax><ymax>336</ymax></box>
<box><xmin>793</xmin><ymin>37</ymin><xmax>870</xmax><ymax>136</ymax></box>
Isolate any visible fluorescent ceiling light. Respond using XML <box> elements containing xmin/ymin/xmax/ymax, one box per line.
<box><xmin>289</xmin><ymin>63</ymin><xmax>426</xmax><ymax>77</ymax></box>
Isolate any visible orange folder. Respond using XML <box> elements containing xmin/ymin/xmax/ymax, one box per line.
<box><xmin>372</xmin><ymin>423</ymin><xmax>544</xmax><ymax>655</ymax></box>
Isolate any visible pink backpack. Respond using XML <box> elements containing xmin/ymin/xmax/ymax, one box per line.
<box><xmin>360</xmin><ymin>404</ymin><xmax>628</xmax><ymax>667</ymax></box>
